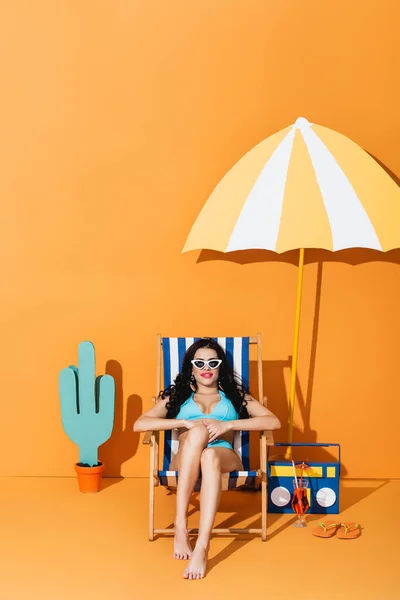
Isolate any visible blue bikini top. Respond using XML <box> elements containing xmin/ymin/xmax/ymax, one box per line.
<box><xmin>175</xmin><ymin>391</ymin><xmax>238</xmax><ymax>422</ymax></box>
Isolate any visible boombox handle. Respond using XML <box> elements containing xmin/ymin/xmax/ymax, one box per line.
<box><xmin>269</xmin><ymin>442</ymin><xmax>341</xmax><ymax>470</ymax></box>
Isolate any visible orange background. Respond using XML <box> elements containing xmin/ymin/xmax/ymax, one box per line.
<box><xmin>0</xmin><ymin>0</ymin><xmax>399</xmax><ymax>478</ymax></box>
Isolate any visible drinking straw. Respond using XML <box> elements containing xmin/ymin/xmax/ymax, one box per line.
<box><xmin>292</xmin><ymin>460</ymin><xmax>299</xmax><ymax>489</ymax></box>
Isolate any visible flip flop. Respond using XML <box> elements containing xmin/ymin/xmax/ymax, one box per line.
<box><xmin>312</xmin><ymin>520</ymin><xmax>340</xmax><ymax>538</ymax></box>
<box><xmin>336</xmin><ymin>522</ymin><xmax>361</xmax><ymax>539</ymax></box>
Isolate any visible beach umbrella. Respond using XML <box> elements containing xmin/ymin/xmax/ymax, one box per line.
<box><xmin>182</xmin><ymin>117</ymin><xmax>400</xmax><ymax>441</ymax></box>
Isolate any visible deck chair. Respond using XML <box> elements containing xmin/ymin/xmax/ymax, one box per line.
<box><xmin>143</xmin><ymin>334</ymin><xmax>274</xmax><ymax>541</ymax></box>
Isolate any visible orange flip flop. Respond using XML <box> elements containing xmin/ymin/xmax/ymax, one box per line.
<box><xmin>336</xmin><ymin>522</ymin><xmax>361</xmax><ymax>539</ymax></box>
<box><xmin>312</xmin><ymin>520</ymin><xmax>340</xmax><ymax>538</ymax></box>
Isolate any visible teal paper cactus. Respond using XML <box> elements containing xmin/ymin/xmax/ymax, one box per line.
<box><xmin>59</xmin><ymin>341</ymin><xmax>115</xmax><ymax>467</ymax></box>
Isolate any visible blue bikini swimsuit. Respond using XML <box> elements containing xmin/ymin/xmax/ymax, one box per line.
<box><xmin>175</xmin><ymin>391</ymin><xmax>238</xmax><ymax>450</ymax></box>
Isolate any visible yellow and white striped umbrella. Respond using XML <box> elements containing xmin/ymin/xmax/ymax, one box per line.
<box><xmin>182</xmin><ymin>117</ymin><xmax>400</xmax><ymax>445</ymax></box>
<box><xmin>183</xmin><ymin>117</ymin><xmax>400</xmax><ymax>254</ymax></box>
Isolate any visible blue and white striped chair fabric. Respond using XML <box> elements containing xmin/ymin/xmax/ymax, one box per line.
<box><xmin>159</xmin><ymin>337</ymin><xmax>258</xmax><ymax>491</ymax></box>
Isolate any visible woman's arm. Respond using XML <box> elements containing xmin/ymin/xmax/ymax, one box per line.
<box><xmin>230</xmin><ymin>395</ymin><xmax>281</xmax><ymax>432</ymax></box>
<box><xmin>202</xmin><ymin>396</ymin><xmax>281</xmax><ymax>443</ymax></box>
<box><xmin>133</xmin><ymin>398</ymin><xmax>186</xmax><ymax>432</ymax></box>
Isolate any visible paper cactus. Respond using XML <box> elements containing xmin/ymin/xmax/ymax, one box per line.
<box><xmin>59</xmin><ymin>341</ymin><xmax>115</xmax><ymax>466</ymax></box>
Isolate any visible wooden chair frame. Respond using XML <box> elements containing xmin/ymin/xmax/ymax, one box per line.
<box><xmin>143</xmin><ymin>333</ymin><xmax>274</xmax><ymax>541</ymax></box>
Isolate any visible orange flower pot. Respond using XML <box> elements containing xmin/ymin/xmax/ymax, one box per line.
<box><xmin>74</xmin><ymin>462</ymin><xmax>104</xmax><ymax>493</ymax></box>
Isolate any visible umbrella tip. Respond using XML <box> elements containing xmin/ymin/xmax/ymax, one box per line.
<box><xmin>292</xmin><ymin>117</ymin><xmax>312</xmax><ymax>130</ymax></box>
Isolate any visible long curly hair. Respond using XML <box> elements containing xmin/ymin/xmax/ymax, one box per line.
<box><xmin>160</xmin><ymin>338</ymin><xmax>250</xmax><ymax>419</ymax></box>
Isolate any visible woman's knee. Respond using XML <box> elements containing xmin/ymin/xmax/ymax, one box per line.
<box><xmin>185</xmin><ymin>424</ymin><xmax>209</xmax><ymax>446</ymax></box>
<box><xmin>200</xmin><ymin>448</ymin><xmax>221</xmax><ymax>469</ymax></box>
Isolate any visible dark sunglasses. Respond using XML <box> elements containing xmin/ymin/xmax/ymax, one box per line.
<box><xmin>191</xmin><ymin>359</ymin><xmax>222</xmax><ymax>370</ymax></box>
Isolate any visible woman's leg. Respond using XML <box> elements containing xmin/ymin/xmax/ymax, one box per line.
<box><xmin>183</xmin><ymin>447</ymin><xmax>243</xmax><ymax>580</ymax></box>
<box><xmin>171</xmin><ymin>425</ymin><xmax>209</xmax><ymax>559</ymax></box>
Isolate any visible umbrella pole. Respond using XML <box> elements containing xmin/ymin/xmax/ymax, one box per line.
<box><xmin>285</xmin><ymin>248</ymin><xmax>305</xmax><ymax>458</ymax></box>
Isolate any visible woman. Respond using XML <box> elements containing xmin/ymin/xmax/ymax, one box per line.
<box><xmin>134</xmin><ymin>338</ymin><xmax>281</xmax><ymax>579</ymax></box>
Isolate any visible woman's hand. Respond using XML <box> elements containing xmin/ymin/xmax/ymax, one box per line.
<box><xmin>202</xmin><ymin>420</ymin><xmax>232</xmax><ymax>443</ymax></box>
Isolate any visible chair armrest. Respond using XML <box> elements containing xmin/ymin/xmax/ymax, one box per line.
<box><xmin>141</xmin><ymin>397</ymin><xmax>160</xmax><ymax>445</ymax></box>
<box><xmin>143</xmin><ymin>431</ymin><xmax>156</xmax><ymax>445</ymax></box>
<box><xmin>261</xmin><ymin>429</ymin><xmax>275</xmax><ymax>446</ymax></box>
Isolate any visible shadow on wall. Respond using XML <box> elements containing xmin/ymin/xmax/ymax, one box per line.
<box><xmin>369</xmin><ymin>153</ymin><xmax>400</xmax><ymax>186</ymax></box>
<box><xmin>246</xmin><ymin>258</ymin><xmax>348</xmax><ymax>473</ymax></box>
<box><xmin>99</xmin><ymin>360</ymin><xmax>142</xmax><ymax>483</ymax></box>
<box><xmin>98</xmin><ymin>155</ymin><xmax>400</xmax><ymax>482</ymax></box>
<box><xmin>196</xmin><ymin>159</ymin><xmax>400</xmax><ymax>475</ymax></box>
<box><xmin>248</xmin><ymin>355</ymin><xmax>345</xmax><ymax>474</ymax></box>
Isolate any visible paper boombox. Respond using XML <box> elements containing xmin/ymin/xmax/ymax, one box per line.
<box><xmin>267</xmin><ymin>443</ymin><xmax>341</xmax><ymax>514</ymax></box>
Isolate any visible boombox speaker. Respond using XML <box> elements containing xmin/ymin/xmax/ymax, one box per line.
<box><xmin>267</xmin><ymin>443</ymin><xmax>341</xmax><ymax>514</ymax></box>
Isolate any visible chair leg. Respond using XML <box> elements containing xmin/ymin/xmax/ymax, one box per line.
<box><xmin>261</xmin><ymin>478</ymin><xmax>267</xmax><ymax>542</ymax></box>
<box><xmin>149</xmin><ymin>474</ymin><xmax>155</xmax><ymax>541</ymax></box>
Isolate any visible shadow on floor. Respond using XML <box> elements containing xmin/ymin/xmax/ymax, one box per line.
<box><xmin>156</xmin><ymin>477</ymin><xmax>391</xmax><ymax>570</ymax></box>
<box><xmin>339</xmin><ymin>479</ymin><xmax>390</xmax><ymax>511</ymax></box>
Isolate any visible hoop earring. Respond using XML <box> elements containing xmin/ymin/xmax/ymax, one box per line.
<box><xmin>218</xmin><ymin>380</ymin><xmax>224</xmax><ymax>392</ymax></box>
<box><xmin>190</xmin><ymin>375</ymin><xmax>196</xmax><ymax>392</ymax></box>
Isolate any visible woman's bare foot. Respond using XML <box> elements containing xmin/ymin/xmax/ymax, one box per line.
<box><xmin>183</xmin><ymin>543</ymin><xmax>208</xmax><ymax>579</ymax></box>
<box><xmin>173</xmin><ymin>522</ymin><xmax>192</xmax><ymax>560</ymax></box>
